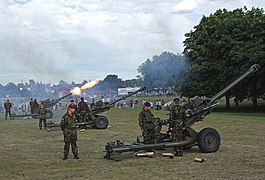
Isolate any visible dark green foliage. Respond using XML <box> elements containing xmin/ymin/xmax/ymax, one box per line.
<box><xmin>93</xmin><ymin>74</ymin><xmax>123</xmax><ymax>91</ymax></box>
<box><xmin>182</xmin><ymin>7</ymin><xmax>265</xmax><ymax>105</ymax></box>
<box><xmin>123</xmin><ymin>78</ymin><xmax>143</xmax><ymax>88</ymax></box>
<box><xmin>138</xmin><ymin>51</ymin><xmax>187</xmax><ymax>91</ymax></box>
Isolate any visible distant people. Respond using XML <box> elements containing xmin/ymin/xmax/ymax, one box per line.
<box><xmin>4</xmin><ymin>99</ymin><xmax>12</xmax><ymax>119</ymax></box>
<box><xmin>37</xmin><ymin>102</ymin><xmax>47</xmax><ymax>130</ymax></box>
<box><xmin>75</xmin><ymin>98</ymin><xmax>79</xmax><ymax>105</ymax></box>
<box><xmin>169</xmin><ymin>97</ymin><xmax>185</xmax><ymax>156</ymax></box>
<box><xmin>138</xmin><ymin>102</ymin><xmax>156</xmax><ymax>144</ymax></box>
<box><xmin>77</xmin><ymin>97</ymin><xmax>89</xmax><ymax>123</ymax></box>
<box><xmin>134</xmin><ymin>99</ymin><xmax>138</xmax><ymax>109</ymax></box>
<box><xmin>155</xmin><ymin>100</ymin><xmax>159</xmax><ymax>110</ymax></box>
<box><xmin>60</xmin><ymin>104</ymin><xmax>79</xmax><ymax>160</ymax></box>
<box><xmin>129</xmin><ymin>99</ymin><xmax>133</xmax><ymax>108</ymax></box>
<box><xmin>90</xmin><ymin>98</ymin><xmax>95</xmax><ymax>108</ymax></box>
<box><xmin>33</xmin><ymin>99</ymin><xmax>39</xmax><ymax>114</ymax></box>
<box><xmin>150</xmin><ymin>101</ymin><xmax>154</xmax><ymax>110</ymax></box>
<box><xmin>29</xmin><ymin>98</ymin><xmax>34</xmax><ymax>114</ymax></box>
<box><xmin>161</xmin><ymin>99</ymin><xmax>165</xmax><ymax>110</ymax></box>
<box><xmin>158</xmin><ymin>99</ymin><xmax>162</xmax><ymax>110</ymax></box>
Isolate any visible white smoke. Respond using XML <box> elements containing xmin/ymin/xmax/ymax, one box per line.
<box><xmin>172</xmin><ymin>0</ymin><xmax>198</xmax><ymax>13</ymax></box>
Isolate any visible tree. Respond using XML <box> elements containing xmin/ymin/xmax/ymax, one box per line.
<box><xmin>182</xmin><ymin>7</ymin><xmax>265</xmax><ymax>108</ymax></box>
<box><xmin>94</xmin><ymin>74</ymin><xmax>123</xmax><ymax>91</ymax></box>
<box><xmin>138</xmin><ymin>51</ymin><xmax>187</xmax><ymax>92</ymax></box>
<box><xmin>123</xmin><ymin>78</ymin><xmax>143</xmax><ymax>87</ymax></box>
<box><xmin>59</xmin><ymin>80</ymin><xmax>68</xmax><ymax>85</ymax></box>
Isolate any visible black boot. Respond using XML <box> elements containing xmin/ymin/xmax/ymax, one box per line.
<box><xmin>179</xmin><ymin>149</ymin><xmax>183</xmax><ymax>156</ymax></box>
<box><xmin>74</xmin><ymin>155</ymin><xmax>79</xmax><ymax>159</ymax></box>
<box><xmin>62</xmin><ymin>156</ymin><xmax>68</xmax><ymax>160</ymax></box>
<box><xmin>175</xmin><ymin>150</ymin><xmax>183</xmax><ymax>157</ymax></box>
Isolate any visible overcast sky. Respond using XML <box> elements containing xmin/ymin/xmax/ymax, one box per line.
<box><xmin>0</xmin><ymin>0</ymin><xmax>264</xmax><ymax>85</ymax></box>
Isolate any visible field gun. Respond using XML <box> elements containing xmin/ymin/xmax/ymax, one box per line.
<box><xmin>104</xmin><ymin>64</ymin><xmax>259</xmax><ymax>161</ymax></box>
<box><xmin>76</xmin><ymin>87</ymin><xmax>146</xmax><ymax>129</ymax></box>
<box><xmin>41</xmin><ymin>93</ymin><xmax>73</xmax><ymax>119</ymax></box>
<box><xmin>10</xmin><ymin>93</ymin><xmax>72</xmax><ymax>120</ymax></box>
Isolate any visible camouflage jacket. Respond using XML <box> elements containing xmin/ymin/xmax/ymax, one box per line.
<box><xmin>60</xmin><ymin>112</ymin><xmax>77</xmax><ymax>132</ymax></box>
<box><xmin>4</xmin><ymin>102</ymin><xmax>12</xmax><ymax>109</ymax></box>
<box><xmin>169</xmin><ymin>104</ymin><xmax>185</xmax><ymax>126</ymax></box>
<box><xmin>33</xmin><ymin>101</ymin><xmax>39</xmax><ymax>110</ymax></box>
<box><xmin>38</xmin><ymin>107</ymin><xmax>47</xmax><ymax>119</ymax></box>
<box><xmin>29</xmin><ymin>100</ymin><xmax>34</xmax><ymax>108</ymax></box>
<box><xmin>138</xmin><ymin>108</ymin><xmax>155</xmax><ymax>130</ymax></box>
<box><xmin>78</xmin><ymin>101</ymin><xmax>88</xmax><ymax>112</ymax></box>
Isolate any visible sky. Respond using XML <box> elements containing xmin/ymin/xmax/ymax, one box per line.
<box><xmin>0</xmin><ymin>0</ymin><xmax>264</xmax><ymax>85</ymax></box>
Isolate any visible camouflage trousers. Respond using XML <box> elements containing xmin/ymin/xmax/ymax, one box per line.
<box><xmin>79</xmin><ymin>112</ymin><xmax>86</xmax><ymax>123</ymax></box>
<box><xmin>143</xmin><ymin>129</ymin><xmax>156</xmax><ymax>144</ymax></box>
<box><xmin>64</xmin><ymin>140</ymin><xmax>78</xmax><ymax>157</ymax></box>
<box><xmin>5</xmin><ymin>109</ymin><xmax>11</xmax><ymax>119</ymax></box>
<box><xmin>63</xmin><ymin>130</ymin><xmax>78</xmax><ymax>157</ymax></box>
<box><xmin>170</xmin><ymin>121</ymin><xmax>183</xmax><ymax>142</ymax></box>
<box><xmin>39</xmin><ymin>118</ymin><xmax>47</xmax><ymax>129</ymax></box>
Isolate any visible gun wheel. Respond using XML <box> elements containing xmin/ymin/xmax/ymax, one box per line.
<box><xmin>10</xmin><ymin>113</ymin><xmax>15</xmax><ymax>120</ymax></box>
<box><xmin>197</xmin><ymin>127</ymin><xmax>220</xmax><ymax>153</ymax></box>
<box><xmin>46</xmin><ymin>110</ymin><xmax>53</xmax><ymax>119</ymax></box>
<box><xmin>94</xmin><ymin>115</ymin><xmax>108</xmax><ymax>129</ymax></box>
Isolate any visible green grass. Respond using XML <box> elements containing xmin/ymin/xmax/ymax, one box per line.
<box><xmin>0</xmin><ymin>105</ymin><xmax>265</xmax><ymax>179</ymax></box>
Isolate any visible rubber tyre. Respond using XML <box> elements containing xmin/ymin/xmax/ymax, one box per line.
<box><xmin>94</xmin><ymin>115</ymin><xmax>108</xmax><ymax>129</ymax></box>
<box><xmin>32</xmin><ymin>115</ymin><xmax>38</xmax><ymax>119</ymax></box>
<box><xmin>197</xmin><ymin>127</ymin><xmax>220</xmax><ymax>153</ymax></box>
<box><xmin>46</xmin><ymin>110</ymin><xmax>53</xmax><ymax>119</ymax></box>
<box><xmin>183</xmin><ymin>146</ymin><xmax>193</xmax><ymax>150</ymax></box>
<box><xmin>10</xmin><ymin>113</ymin><xmax>16</xmax><ymax>120</ymax></box>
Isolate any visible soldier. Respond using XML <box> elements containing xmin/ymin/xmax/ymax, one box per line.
<box><xmin>4</xmin><ymin>99</ymin><xmax>12</xmax><ymax>119</ymax></box>
<box><xmin>68</xmin><ymin>100</ymin><xmax>78</xmax><ymax>122</ymax></box>
<box><xmin>29</xmin><ymin>98</ymin><xmax>34</xmax><ymax>114</ymax></box>
<box><xmin>60</xmin><ymin>104</ymin><xmax>79</xmax><ymax>160</ymax></box>
<box><xmin>33</xmin><ymin>99</ymin><xmax>39</xmax><ymax>114</ymax></box>
<box><xmin>138</xmin><ymin>102</ymin><xmax>156</xmax><ymax>144</ymax></box>
<box><xmin>169</xmin><ymin>97</ymin><xmax>185</xmax><ymax>156</ymax></box>
<box><xmin>77</xmin><ymin>97</ymin><xmax>88</xmax><ymax>123</ymax></box>
<box><xmin>68</xmin><ymin>100</ymin><xmax>78</xmax><ymax>110</ymax></box>
<box><xmin>37</xmin><ymin>102</ymin><xmax>47</xmax><ymax>130</ymax></box>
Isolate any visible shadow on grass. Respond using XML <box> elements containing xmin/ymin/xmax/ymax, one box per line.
<box><xmin>213</xmin><ymin>105</ymin><xmax>265</xmax><ymax>113</ymax></box>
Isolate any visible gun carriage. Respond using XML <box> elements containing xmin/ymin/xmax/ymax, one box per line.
<box><xmin>10</xmin><ymin>93</ymin><xmax>72</xmax><ymax>120</ymax></box>
<box><xmin>75</xmin><ymin>87</ymin><xmax>146</xmax><ymax>129</ymax></box>
<box><xmin>104</xmin><ymin>64</ymin><xmax>260</xmax><ymax>161</ymax></box>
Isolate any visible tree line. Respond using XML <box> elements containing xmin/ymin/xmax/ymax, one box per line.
<box><xmin>138</xmin><ymin>7</ymin><xmax>265</xmax><ymax>108</ymax></box>
<box><xmin>1</xmin><ymin>7</ymin><xmax>264</xmax><ymax>109</ymax></box>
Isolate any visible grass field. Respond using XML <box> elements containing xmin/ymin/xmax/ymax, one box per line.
<box><xmin>0</xmin><ymin>104</ymin><xmax>265</xmax><ymax>180</ymax></box>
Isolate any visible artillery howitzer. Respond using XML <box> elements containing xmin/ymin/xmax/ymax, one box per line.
<box><xmin>104</xmin><ymin>64</ymin><xmax>260</xmax><ymax>161</ymax></box>
<box><xmin>10</xmin><ymin>93</ymin><xmax>72</xmax><ymax>120</ymax></box>
<box><xmin>75</xmin><ymin>87</ymin><xmax>146</xmax><ymax>129</ymax></box>
<box><xmin>41</xmin><ymin>93</ymin><xmax>73</xmax><ymax>119</ymax></box>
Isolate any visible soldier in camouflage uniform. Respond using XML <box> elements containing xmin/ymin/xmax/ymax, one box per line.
<box><xmin>68</xmin><ymin>100</ymin><xmax>78</xmax><ymax>121</ymax></box>
<box><xmin>33</xmin><ymin>99</ymin><xmax>39</xmax><ymax>114</ymax></box>
<box><xmin>37</xmin><ymin>102</ymin><xmax>47</xmax><ymax>130</ymax></box>
<box><xmin>29</xmin><ymin>98</ymin><xmax>34</xmax><ymax>114</ymax></box>
<box><xmin>4</xmin><ymin>99</ymin><xmax>12</xmax><ymax>120</ymax></box>
<box><xmin>169</xmin><ymin>97</ymin><xmax>185</xmax><ymax>156</ymax></box>
<box><xmin>77</xmin><ymin>97</ymin><xmax>88</xmax><ymax>122</ymax></box>
<box><xmin>60</xmin><ymin>104</ymin><xmax>79</xmax><ymax>160</ymax></box>
<box><xmin>138</xmin><ymin>102</ymin><xmax>156</xmax><ymax>144</ymax></box>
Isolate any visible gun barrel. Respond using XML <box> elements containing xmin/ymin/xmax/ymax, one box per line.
<box><xmin>109</xmin><ymin>87</ymin><xmax>146</xmax><ymax>106</ymax></box>
<box><xmin>55</xmin><ymin>93</ymin><xmax>73</xmax><ymax>102</ymax></box>
<box><xmin>111</xmin><ymin>138</ymin><xmax>197</xmax><ymax>153</ymax></box>
<box><xmin>210</xmin><ymin>64</ymin><xmax>259</xmax><ymax>103</ymax></box>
